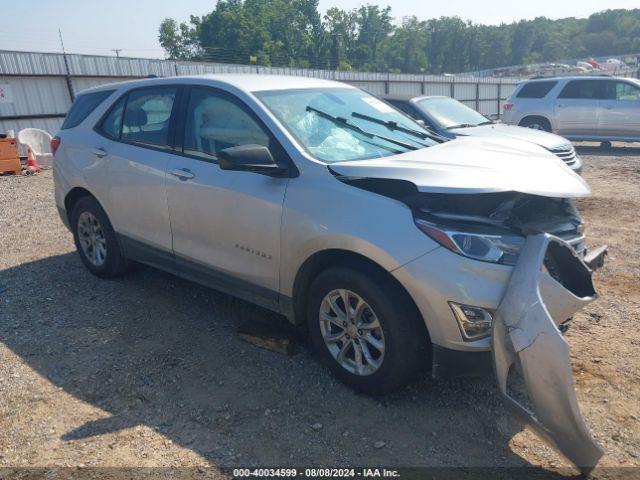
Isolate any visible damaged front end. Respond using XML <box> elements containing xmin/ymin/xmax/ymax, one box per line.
<box><xmin>493</xmin><ymin>233</ymin><xmax>603</xmax><ymax>472</ymax></box>
<box><xmin>335</xmin><ymin>175</ymin><xmax>608</xmax><ymax>472</ymax></box>
<box><xmin>409</xmin><ymin>191</ymin><xmax>588</xmax><ymax>264</ymax></box>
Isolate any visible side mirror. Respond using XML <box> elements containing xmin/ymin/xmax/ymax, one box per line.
<box><xmin>218</xmin><ymin>144</ymin><xmax>287</xmax><ymax>176</ymax></box>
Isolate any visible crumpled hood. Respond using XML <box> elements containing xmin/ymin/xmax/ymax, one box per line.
<box><xmin>329</xmin><ymin>137</ymin><xmax>591</xmax><ymax>198</ymax></box>
<box><xmin>450</xmin><ymin>123</ymin><xmax>571</xmax><ymax>150</ymax></box>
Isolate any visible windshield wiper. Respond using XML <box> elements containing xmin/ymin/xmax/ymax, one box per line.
<box><xmin>446</xmin><ymin>123</ymin><xmax>474</xmax><ymax>129</ymax></box>
<box><xmin>306</xmin><ymin>106</ymin><xmax>420</xmax><ymax>151</ymax></box>
<box><xmin>478</xmin><ymin>120</ymin><xmax>494</xmax><ymax>126</ymax></box>
<box><xmin>350</xmin><ymin>111</ymin><xmax>429</xmax><ymax>141</ymax></box>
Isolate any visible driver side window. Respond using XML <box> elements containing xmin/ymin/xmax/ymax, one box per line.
<box><xmin>183</xmin><ymin>88</ymin><xmax>270</xmax><ymax>161</ymax></box>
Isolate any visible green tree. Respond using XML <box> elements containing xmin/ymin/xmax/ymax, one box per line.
<box><xmin>158</xmin><ymin>5</ymin><xmax>640</xmax><ymax>74</ymax></box>
<box><xmin>158</xmin><ymin>17</ymin><xmax>201</xmax><ymax>60</ymax></box>
<box><xmin>383</xmin><ymin>16</ymin><xmax>427</xmax><ymax>73</ymax></box>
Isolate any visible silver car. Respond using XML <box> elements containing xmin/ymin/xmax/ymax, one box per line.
<box><xmin>385</xmin><ymin>95</ymin><xmax>582</xmax><ymax>173</ymax></box>
<box><xmin>502</xmin><ymin>75</ymin><xmax>640</xmax><ymax>145</ymax></box>
<box><xmin>53</xmin><ymin>75</ymin><xmax>607</xmax><ymax>470</ymax></box>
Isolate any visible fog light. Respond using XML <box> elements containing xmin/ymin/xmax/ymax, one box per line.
<box><xmin>449</xmin><ymin>302</ymin><xmax>494</xmax><ymax>341</ymax></box>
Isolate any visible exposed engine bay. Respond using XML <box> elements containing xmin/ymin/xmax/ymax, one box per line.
<box><xmin>338</xmin><ymin>176</ymin><xmax>586</xmax><ymax>253</ymax></box>
<box><xmin>410</xmin><ymin>192</ymin><xmax>582</xmax><ymax>240</ymax></box>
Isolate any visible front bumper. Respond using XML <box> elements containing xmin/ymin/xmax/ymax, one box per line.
<box><xmin>572</xmin><ymin>155</ymin><xmax>584</xmax><ymax>175</ymax></box>
<box><xmin>57</xmin><ymin>206</ymin><xmax>70</xmax><ymax>230</ymax></box>
<box><xmin>404</xmin><ymin>235</ymin><xmax>605</xmax><ymax>471</ymax></box>
<box><xmin>493</xmin><ymin>233</ymin><xmax>603</xmax><ymax>472</ymax></box>
<box><xmin>391</xmin><ymin>245</ymin><xmax>600</xmax><ymax>351</ymax></box>
<box><xmin>431</xmin><ymin>344</ymin><xmax>493</xmax><ymax>379</ymax></box>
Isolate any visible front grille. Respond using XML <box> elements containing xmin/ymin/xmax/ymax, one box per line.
<box><xmin>548</xmin><ymin>145</ymin><xmax>577</xmax><ymax>166</ymax></box>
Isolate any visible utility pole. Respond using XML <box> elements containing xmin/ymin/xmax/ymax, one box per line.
<box><xmin>112</xmin><ymin>49</ymin><xmax>122</xmax><ymax>58</ymax></box>
<box><xmin>331</xmin><ymin>33</ymin><xmax>341</xmax><ymax>71</ymax></box>
<box><xmin>58</xmin><ymin>28</ymin><xmax>75</xmax><ymax>102</ymax></box>
<box><xmin>58</xmin><ymin>28</ymin><xmax>66</xmax><ymax>54</ymax></box>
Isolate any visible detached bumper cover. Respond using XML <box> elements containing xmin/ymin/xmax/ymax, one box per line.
<box><xmin>492</xmin><ymin>234</ymin><xmax>604</xmax><ymax>472</ymax></box>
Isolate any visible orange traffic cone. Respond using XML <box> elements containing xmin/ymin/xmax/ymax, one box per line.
<box><xmin>26</xmin><ymin>147</ymin><xmax>41</xmax><ymax>173</ymax></box>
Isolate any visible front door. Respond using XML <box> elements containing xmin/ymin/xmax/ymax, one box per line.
<box><xmin>165</xmin><ymin>86</ymin><xmax>289</xmax><ymax>309</ymax></box>
<box><xmin>599</xmin><ymin>80</ymin><xmax>640</xmax><ymax>139</ymax></box>
<box><xmin>554</xmin><ymin>79</ymin><xmax>603</xmax><ymax>137</ymax></box>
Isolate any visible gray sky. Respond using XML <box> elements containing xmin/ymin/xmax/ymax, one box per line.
<box><xmin>1</xmin><ymin>0</ymin><xmax>638</xmax><ymax>58</ymax></box>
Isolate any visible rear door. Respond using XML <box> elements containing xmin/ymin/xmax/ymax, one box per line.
<box><xmin>599</xmin><ymin>80</ymin><xmax>640</xmax><ymax>139</ymax></box>
<box><xmin>165</xmin><ymin>86</ymin><xmax>290</xmax><ymax>309</ymax></box>
<box><xmin>554</xmin><ymin>79</ymin><xmax>604</xmax><ymax>137</ymax></box>
<box><xmin>96</xmin><ymin>85</ymin><xmax>180</xmax><ymax>257</ymax></box>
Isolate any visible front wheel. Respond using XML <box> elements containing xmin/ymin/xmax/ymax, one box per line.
<box><xmin>307</xmin><ymin>267</ymin><xmax>429</xmax><ymax>395</ymax></box>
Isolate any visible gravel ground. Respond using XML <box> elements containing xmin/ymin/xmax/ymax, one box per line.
<box><xmin>0</xmin><ymin>144</ymin><xmax>638</xmax><ymax>478</ymax></box>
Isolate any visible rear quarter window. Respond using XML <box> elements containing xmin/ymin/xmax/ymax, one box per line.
<box><xmin>62</xmin><ymin>90</ymin><xmax>115</xmax><ymax>129</ymax></box>
<box><xmin>516</xmin><ymin>81</ymin><xmax>558</xmax><ymax>99</ymax></box>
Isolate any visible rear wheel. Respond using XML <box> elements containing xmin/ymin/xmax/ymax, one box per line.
<box><xmin>519</xmin><ymin>116</ymin><xmax>551</xmax><ymax>132</ymax></box>
<box><xmin>71</xmin><ymin>196</ymin><xmax>129</xmax><ymax>278</ymax></box>
<box><xmin>307</xmin><ymin>266</ymin><xmax>429</xmax><ymax>395</ymax></box>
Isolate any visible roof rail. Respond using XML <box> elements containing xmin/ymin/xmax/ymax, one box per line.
<box><xmin>527</xmin><ymin>72</ymin><xmax>618</xmax><ymax>80</ymax></box>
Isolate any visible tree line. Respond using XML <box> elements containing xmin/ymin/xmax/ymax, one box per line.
<box><xmin>158</xmin><ymin>2</ymin><xmax>640</xmax><ymax>74</ymax></box>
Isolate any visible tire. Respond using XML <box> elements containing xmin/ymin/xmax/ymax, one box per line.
<box><xmin>307</xmin><ymin>266</ymin><xmax>429</xmax><ymax>395</ymax></box>
<box><xmin>519</xmin><ymin>116</ymin><xmax>551</xmax><ymax>132</ymax></box>
<box><xmin>70</xmin><ymin>196</ymin><xmax>129</xmax><ymax>278</ymax></box>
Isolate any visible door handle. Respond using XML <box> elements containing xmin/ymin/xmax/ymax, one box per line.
<box><xmin>557</xmin><ymin>104</ymin><xmax>567</xmax><ymax>108</ymax></box>
<box><xmin>92</xmin><ymin>147</ymin><xmax>108</xmax><ymax>158</ymax></box>
<box><xmin>169</xmin><ymin>167</ymin><xmax>195</xmax><ymax>180</ymax></box>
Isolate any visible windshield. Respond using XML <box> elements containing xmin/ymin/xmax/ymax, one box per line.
<box><xmin>415</xmin><ymin>97</ymin><xmax>491</xmax><ymax>129</ymax></box>
<box><xmin>255</xmin><ymin>88</ymin><xmax>437</xmax><ymax>163</ymax></box>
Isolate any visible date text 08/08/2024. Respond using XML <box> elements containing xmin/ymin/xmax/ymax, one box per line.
<box><xmin>233</xmin><ymin>468</ymin><xmax>401</xmax><ymax>478</ymax></box>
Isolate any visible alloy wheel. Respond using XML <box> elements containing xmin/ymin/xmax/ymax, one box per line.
<box><xmin>77</xmin><ymin>211</ymin><xmax>107</xmax><ymax>267</ymax></box>
<box><xmin>319</xmin><ymin>289</ymin><xmax>385</xmax><ymax>376</ymax></box>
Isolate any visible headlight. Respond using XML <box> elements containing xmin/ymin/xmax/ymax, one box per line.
<box><xmin>415</xmin><ymin>219</ymin><xmax>525</xmax><ymax>265</ymax></box>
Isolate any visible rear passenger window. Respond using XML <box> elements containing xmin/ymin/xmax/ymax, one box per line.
<box><xmin>98</xmin><ymin>96</ymin><xmax>125</xmax><ymax>139</ymax></box>
<box><xmin>516</xmin><ymin>81</ymin><xmax>557</xmax><ymax>98</ymax></box>
<box><xmin>121</xmin><ymin>87</ymin><xmax>177</xmax><ymax>148</ymax></box>
<box><xmin>558</xmin><ymin>80</ymin><xmax>604</xmax><ymax>100</ymax></box>
<box><xmin>62</xmin><ymin>90</ymin><xmax>114</xmax><ymax>129</ymax></box>
<box><xmin>182</xmin><ymin>88</ymin><xmax>270</xmax><ymax>160</ymax></box>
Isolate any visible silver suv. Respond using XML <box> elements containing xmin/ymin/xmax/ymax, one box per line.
<box><xmin>53</xmin><ymin>75</ymin><xmax>606</xmax><ymax>469</ymax></box>
<box><xmin>502</xmin><ymin>75</ymin><xmax>640</xmax><ymax>144</ymax></box>
<box><xmin>385</xmin><ymin>95</ymin><xmax>582</xmax><ymax>173</ymax></box>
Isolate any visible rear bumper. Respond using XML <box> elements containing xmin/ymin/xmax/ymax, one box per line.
<box><xmin>57</xmin><ymin>206</ymin><xmax>70</xmax><ymax>231</ymax></box>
